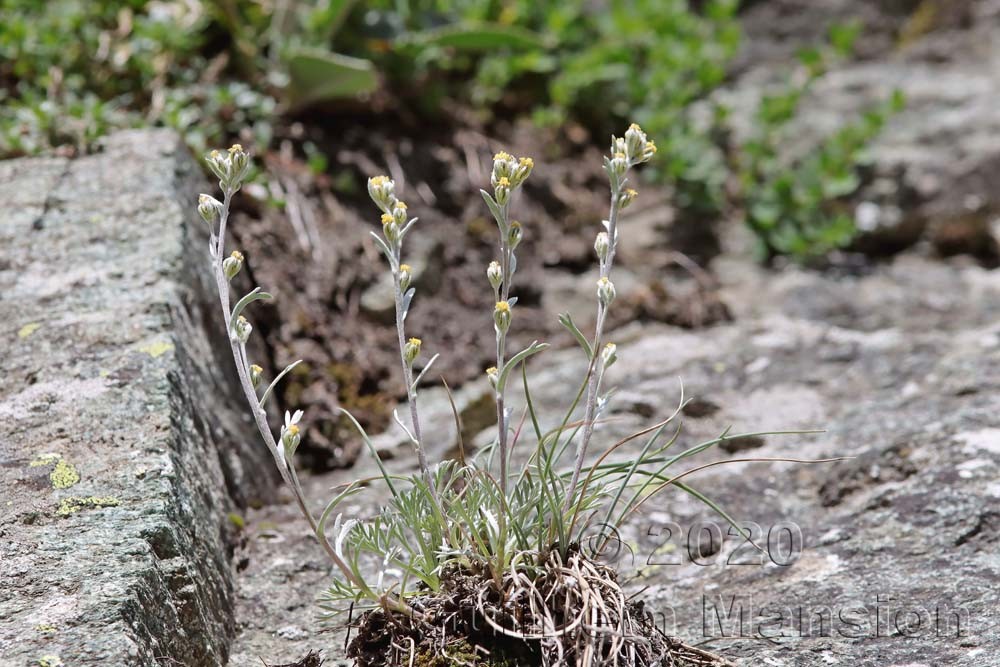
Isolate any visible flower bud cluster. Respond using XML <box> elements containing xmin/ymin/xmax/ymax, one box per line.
<box><xmin>491</xmin><ymin>152</ymin><xmax>533</xmax><ymax>190</ymax></box>
<box><xmin>206</xmin><ymin>144</ymin><xmax>251</xmax><ymax>192</ymax></box>
<box><xmin>367</xmin><ymin>175</ymin><xmax>397</xmax><ymax>213</ymax></box>
<box><xmin>612</xmin><ymin>123</ymin><xmax>657</xmax><ymax>166</ymax></box>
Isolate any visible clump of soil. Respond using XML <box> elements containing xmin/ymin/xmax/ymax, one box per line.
<box><xmin>347</xmin><ymin>549</ymin><xmax>734</xmax><ymax>667</ymax></box>
<box><xmin>264</xmin><ymin>650</ymin><xmax>324</xmax><ymax>667</ymax></box>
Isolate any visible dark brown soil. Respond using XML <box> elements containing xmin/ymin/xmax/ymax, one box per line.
<box><xmin>346</xmin><ymin>558</ymin><xmax>734</xmax><ymax>667</ymax></box>
<box><xmin>230</xmin><ymin>114</ymin><xmax>729</xmax><ymax>471</ymax></box>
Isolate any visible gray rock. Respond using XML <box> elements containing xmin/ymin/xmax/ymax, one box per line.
<box><xmin>0</xmin><ymin>130</ymin><xmax>272</xmax><ymax>666</ymax></box>
<box><xmin>722</xmin><ymin>0</ymin><xmax>1000</xmax><ymax>260</ymax></box>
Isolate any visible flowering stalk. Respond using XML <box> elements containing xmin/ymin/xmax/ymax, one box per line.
<box><xmin>366</xmin><ymin>176</ymin><xmax>443</xmax><ymax>514</ymax></box>
<box><xmin>564</xmin><ymin>125</ymin><xmax>655</xmax><ymax>509</ymax></box>
<box><xmin>199</xmin><ymin>146</ymin><xmax>395</xmax><ymax>610</ymax></box>
<box><xmin>481</xmin><ymin>152</ymin><xmax>532</xmax><ymax>496</ymax></box>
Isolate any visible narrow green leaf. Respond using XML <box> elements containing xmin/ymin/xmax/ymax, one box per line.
<box><xmin>405</xmin><ymin>23</ymin><xmax>547</xmax><ymax>52</ymax></box>
<box><xmin>258</xmin><ymin>359</ymin><xmax>301</xmax><ymax>408</ymax></box>
<box><xmin>497</xmin><ymin>341</ymin><xmax>549</xmax><ymax>392</ymax></box>
<box><xmin>231</xmin><ymin>287</ymin><xmax>272</xmax><ymax>322</ymax></box>
<box><xmin>340</xmin><ymin>408</ymin><xmax>399</xmax><ymax>500</ymax></box>
<box><xmin>558</xmin><ymin>313</ymin><xmax>593</xmax><ymax>359</ymax></box>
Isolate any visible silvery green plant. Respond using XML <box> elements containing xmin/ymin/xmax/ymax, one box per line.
<box><xmin>198</xmin><ymin>130</ymin><xmax>834</xmax><ymax>659</ymax></box>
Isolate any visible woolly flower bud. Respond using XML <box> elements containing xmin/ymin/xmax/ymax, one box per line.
<box><xmin>392</xmin><ymin>200</ymin><xmax>408</xmax><ymax>226</ymax></box>
<box><xmin>232</xmin><ymin>315</ymin><xmax>252</xmax><ymax>343</ymax></box>
<box><xmin>486</xmin><ymin>366</ymin><xmax>499</xmax><ymax>389</ymax></box>
<box><xmin>249</xmin><ymin>364</ymin><xmax>263</xmax><ymax>389</ymax></box>
<box><xmin>367</xmin><ymin>175</ymin><xmax>396</xmax><ymax>212</ymax></box>
<box><xmin>223</xmin><ymin>250</ymin><xmax>243</xmax><ymax>281</ymax></box>
<box><xmin>597</xmin><ymin>277</ymin><xmax>616</xmax><ymax>307</ymax></box>
<box><xmin>641</xmin><ymin>139</ymin><xmax>657</xmax><ymax>162</ymax></box>
<box><xmin>398</xmin><ymin>263</ymin><xmax>413</xmax><ymax>292</ymax></box>
<box><xmin>594</xmin><ymin>232</ymin><xmax>610</xmax><ymax>262</ymax></box>
<box><xmin>281</xmin><ymin>409</ymin><xmax>303</xmax><ymax>459</ymax></box>
<box><xmin>206</xmin><ymin>145</ymin><xmax>251</xmax><ymax>191</ymax></box>
<box><xmin>494</xmin><ymin>300</ymin><xmax>512</xmax><ymax>333</ymax></box>
<box><xmin>610</xmin><ymin>153</ymin><xmax>629</xmax><ymax>178</ymax></box>
<box><xmin>618</xmin><ymin>188</ymin><xmax>638</xmax><ymax>210</ymax></box>
<box><xmin>602</xmin><ymin>342</ymin><xmax>618</xmax><ymax>368</ymax></box>
<box><xmin>487</xmin><ymin>261</ymin><xmax>503</xmax><ymax>290</ymax></box>
<box><xmin>492</xmin><ymin>151</ymin><xmax>514</xmax><ymax>186</ymax></box>
<box><xmin>228</xmin><ymin>143</ymin><xmax>250</xmax><ymax>179</ymax></box>
<box><xmin>198</xmin><ymin>193</ymin><xmax>223</xmax><ymax>225</ymax></box>
<box><xmin>511</xmin><ymin>156</ymin><xmax>533</xmax><ymax>188</ymax></box>
<box><xmin>494</xmin><ymin>177</ymin><xmax>511</xmax><ymax>206</ymax></box>
<box><xmin>381</xmin><ymin>212</ymin><xmax>400</xmax><ymax>243</ymax></box>
<box><xmin>611</xmin><ymin>136</ymin><xmax>627</xmax><ymax>156</ymax></box>
<box><xmin>403</xmin><ymin>337</ymin><xmax>422</xmax><ymax>365</ymax></box>
<box><xmin>508</xmin><ymin>221</ymin><xmax>523</xmax><ymax>249</ymax></box>
<box><xmin>624</xmin><ymin>124</ymin><xmax>647</xmax><ymax>161</ymax></box>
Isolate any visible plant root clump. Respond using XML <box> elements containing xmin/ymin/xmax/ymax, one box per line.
<box><xmin>348</xmin><ymin>550</ymin><xmax>734</xmax><ymax>667</ymax></box>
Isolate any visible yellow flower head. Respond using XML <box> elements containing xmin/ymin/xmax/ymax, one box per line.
<box><xmin>519</xmin><ymin>157</ymin><xmax>533</xmax><ymax>168</ymax></box>
<box><xmin>628</xmin><ymin>123</ymin><xmax>642</xmax><ymax>132</ymax></box>
<box><xmin>229</xmin><ymin>144</ymin><xmax>243</xmax><ymax>153</ymax></box>
<box><xmin>395</xmin><ymin>201</ymin><xmax>408</xmax><ymax>210</ymax></box>
<box><xmin>646</xmin><ymin>140</ymin><xmax>657</xmax><ymax>154</ymax></box>
<box><xmin>381</xmin><ymin>213</ymin><xmax>393</xmax><ymax>224</ymax></box>
<box><xmin>494</xmin><ymin>151</ymin><xmax>512</xmax><ymax>162</ymax></box>
<box><xmin>287</xmin><ymin>424</ymin><xmax>300</xmax><ymax>436</ymax></box>
<box><xmin>495</xmin><ymin>301</ymin><xmax>511</xmax><ymax>313</ymax></box>
<box><xmin>230</xmin><ymin>250</ymin><xmax>243</xmax><ymax>261</ymax></box>
<box><xmin>498</xmin><ymin>177</ymin><xmax>510</xmax><ymax>187</ymax></box>
<box><xmin>408</xmin><ymin>337</ymin><xmax>422</xmax><ymax>346</ymax></box>
<box><xmin>210</xmin><ymin>150</ymin><xmax>220</xmax><ymax>159</ymax></box>
<box><xmin>598</xmin><ymin>277</ymin><xmax>611</xmax><ymax>286</ymax></box>
<box><xmin>370</xmin><ymin>175</ymin><xmax>390</xmax><ymax>186</ymax></box>
<box><xmin>486</xmin><ymin>366</ymin><xmax>498</xmax><ymax>375</ymax></box>
<box><xmin>399</xmin><ymin>264</ymin><xmax>411</xmax><ymax>273</ymax></box>
<box><xmin>614</xmin><ymin>152</ymin><xmax>626</xmax><ymax>159</ymax></box>
<box><xmin>250</xmin><ymin>364</ymin><xmax>262</xmax><ymax>373</ymax></box>
<box><xmin>626</xmin><ymin>189</ymin><xmax>638</xmax><ymax>198</ymax></box>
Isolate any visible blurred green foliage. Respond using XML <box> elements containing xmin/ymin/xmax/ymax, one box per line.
<box><xmin>0</xmin><ymin>0</ymin><xmax>901</xmax><ymax>261</ymax></box>
<box><xmin>736</xmin><ymin>24</ymin><xmax>906</xmax><ymax>261</ymax></box>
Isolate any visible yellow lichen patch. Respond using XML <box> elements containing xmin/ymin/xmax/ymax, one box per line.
<box><xmin>35</xmin><ymin>624</ymin><xmax>56</xmax><ymax>634</ymax></box>
<box><xmin>18</xmin><ymin>322</ymin><xmax>41</xmax><ymax>339</ymax></box>
<box><xmin>50</xmin><ymin>459</ymin><xmax>80</xmax><ymax>489</ymax></box>
<box><xmin>38</xmin><ymin>656</ymin><xmax>63</xmax><ymax>667</ymax></box>
<box><xmin>29</xmin><ymin>453</ymin><xmax>61</xmax><ymax>468</ymax></box>
<box><xmin>227</xmin><ymin>513</ymin><xmax>246</xmax><ymax>530</ymax></box>
<box><xmin>56</xmin><ymin>496</ymin><xmax>120</xmax><ymax>517</ymax></box>
<box><xmin>139</xmin><ymin>340</ymin><xmax>174</xmax><ymax>358</ymax></box>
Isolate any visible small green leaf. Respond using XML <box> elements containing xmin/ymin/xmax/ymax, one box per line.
<box><xmin>259</xmin><ymin>360</ymin><xmax>302</xmax><ymax>408</ymax></box>
<box><xmin>405</xmin><ymin>23</ymin><xmax>548</xmax><ymax>52</ymax></box>
<box><xmin>558</xmin><ymin>313</ymin><xmax>593</xmax><ymax>359</ymax></box>
<box><xmin>231</xmin><ymin>287</ymin><xmax>273</xmax><ymax>323</ymax></box>
<box><xmin>497</xmin><ymin>341</ymin><xmax>549</xmax><ymax>392</ymax></box>
<box><xmin>480</xmin><ymin>189</ymin><xmax>502</xmax><ymax>223</ymax></box>
<box><xmin>284</xmin><ymin>48</ymin><xmax>378</xmax><ymax>109</ymax></box>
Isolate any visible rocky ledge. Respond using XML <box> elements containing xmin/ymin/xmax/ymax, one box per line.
<box><xmin>0</xmin><ymin>131</ymin><xmax>273</xmax><ymax>666</ymax></box>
